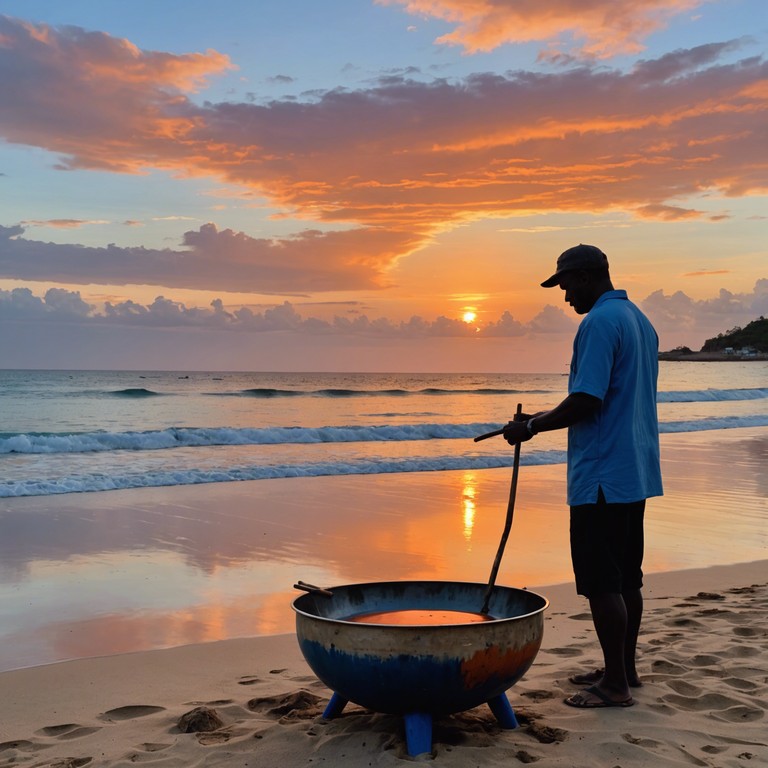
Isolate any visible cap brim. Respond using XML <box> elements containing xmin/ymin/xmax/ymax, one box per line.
<box><xmin>540</xmin><ymin>273</ymin><xmax>559</xmax><ymax>288</ymax></box>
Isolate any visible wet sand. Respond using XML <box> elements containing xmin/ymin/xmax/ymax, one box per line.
<box><xmin>1</xmin><ymin>427</ymin><xmax>765</xmax><ymax>673</ymax></box>
<box><xmin>1</xmin><ymin>560</ymin><xmax>766</xmax><ymax>766</ymax></box>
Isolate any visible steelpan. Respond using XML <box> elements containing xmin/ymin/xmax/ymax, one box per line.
<box><xmin>293</xmin><ymin>580</ymin><xmax>547</xmax><ymax>719</ymax></box>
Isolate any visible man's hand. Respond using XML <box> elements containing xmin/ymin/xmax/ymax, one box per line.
<box><xmin>503</xmin><ymin>412</ymin><xmax>532</xmax><ymax>445</ymax></box>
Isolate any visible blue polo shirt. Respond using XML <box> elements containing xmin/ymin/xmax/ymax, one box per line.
<box><xmin>567</xmin><ymin>290</ymin><xmax>663</xmax><ymax>506</ymax></box>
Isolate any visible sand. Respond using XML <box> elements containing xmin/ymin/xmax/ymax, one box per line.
<box><xmin>2</xmin><ymin>559</ymin><xmax>766</xmax><ymax>767</ymax></box>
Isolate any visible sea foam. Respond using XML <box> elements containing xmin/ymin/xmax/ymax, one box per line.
<box><xmin>1</xmin><ymin>414</ymin><xmax>767</xmax><ymax>456</ymax></box>
<box><xmin>0</xmin><ymin>450</ymin><xmax>569</xmax><ymax>498</ymax></box>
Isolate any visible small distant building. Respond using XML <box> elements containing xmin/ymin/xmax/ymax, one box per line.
<box><xmin>724</xmin><ymin>347</ymin><xmax>735</xmax><ymax>355</ymax></box>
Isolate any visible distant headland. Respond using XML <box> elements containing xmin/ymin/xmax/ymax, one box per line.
<box><xmin>659</xmin><ymin>317</ymin><xmax>768</xmax><ymax>361</ymax></box>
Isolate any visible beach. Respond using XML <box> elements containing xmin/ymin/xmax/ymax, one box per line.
<box><xmin>2</xmin><ymin>560</ymin><xmax>766</xmax><ymax>767</ymax></box>
<box><xmin>2</xmin><ymin>425</ymin><xmax>767</xmax><ymax>766</ymax></box>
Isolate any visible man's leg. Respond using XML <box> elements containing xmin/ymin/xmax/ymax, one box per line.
<box><xmin>587</xmin><ymin>592</ymin><xmax>632</xmax><ymax>701</ymax></box>
<box><xmin>568</xmin><ymin>587</ymin><xmax>643</xmax><ymax>688</ymax></box>
<box><xmin>622</xmin><ymin>587</ymin><xmax>643</xmax><ymax>687</ymax></box>
<box><xmin>568</xmin><ymin>496</ymin><xmax>643</xmax><ymax>705</ymax></box>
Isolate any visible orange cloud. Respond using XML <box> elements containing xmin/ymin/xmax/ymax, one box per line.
<box><xmin>0</xmin><ymin>17</ymin><xmax>766</xmax><ymax>290</ymax></box>
<box><xmin>0</xmin><ymin>16</ymin><xmax>231</xmax><ymax>172</ymax></box>
<box><xmin>21</xmin><ymin>218</ymin><xmax>108</xmax><ymax>228</ymax></box>
<box><xmin>376</xmin><ymin>0</ymin><xmax>706</xmax><ymax>57</ymax></box>
<box><xmin>635</xmin><ymin>204</ymin><xmax>704</xmax><ymax>220</ymax></box>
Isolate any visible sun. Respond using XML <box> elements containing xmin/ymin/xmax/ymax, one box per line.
<box><xmin>462</xmin><ymin>310</ymin><xmax>477</xmax><ymax>323</ymax></box>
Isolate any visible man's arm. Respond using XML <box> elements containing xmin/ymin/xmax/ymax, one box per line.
<box><xmin>502</xmin><ymin>392</ymin><xmax>601</xmax><ymax>444</ymax></box>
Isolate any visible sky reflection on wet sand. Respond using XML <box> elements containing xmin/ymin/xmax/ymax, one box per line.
<box><xmin>0</xmin><ymin>427</ymin><xmax>765</xmax><ymax>671</ymax></box>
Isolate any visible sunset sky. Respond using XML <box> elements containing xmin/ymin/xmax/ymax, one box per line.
<box><xmin>1</xmin><ymin>0</ymin><xmax>766</xmax><ymax>372</ymax></box>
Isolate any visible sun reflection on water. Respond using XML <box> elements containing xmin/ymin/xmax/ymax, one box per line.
<box><xmin>462</xmin><ymin>472</ymin><xmax>477</xmax><ymax>546</ymax></box>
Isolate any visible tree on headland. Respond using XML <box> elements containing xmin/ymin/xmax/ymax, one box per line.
<box><xmin>701</xmin><ymin>317</ymin><xmax>768</xmax><ymax>353</ymax></box>
<box><xmin>659</xmin><ymin>317</ymin><xmax>768</xmax><ymax>358</ymax></box>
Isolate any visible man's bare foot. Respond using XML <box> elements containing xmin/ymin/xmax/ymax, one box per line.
<box><xmin>568</xmin><ymin>668</ymin><xmax>642</xmax><ymax>688</ymax></box>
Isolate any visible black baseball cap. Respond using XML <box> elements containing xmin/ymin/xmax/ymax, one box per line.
<box><xmin>541</xmin><ymin>244</ymin><xmax>609</xmax><ymax>288</ymax></box>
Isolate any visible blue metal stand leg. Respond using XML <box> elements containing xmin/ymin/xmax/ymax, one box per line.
<box><xmin>487</xmin><ymin>694</ymin><xmax>519</xmax><ymax>729</ymax></box>
<box><xmin>322</xmin><ymin>692</ymin><xmax>348</xmax><ymax>719</ymax></box>
<box><xmin>403</xmin><ymin>712</ymin><xmax>433</xmax><ymax>757</ymax></box>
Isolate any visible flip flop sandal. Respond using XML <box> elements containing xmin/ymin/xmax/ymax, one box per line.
<box><xmin>564</xmin><ymin>685</ymin><xmax>635</xmax><ymax>708</ymax></box>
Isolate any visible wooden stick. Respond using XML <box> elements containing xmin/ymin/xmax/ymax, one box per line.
<box><xmin>294</xmin><ymin>581</ymin><xmax>334</xmax><ymax>598</ymax></box>
<box><xmin>480</xmin><ymin>403</ymin><xmax>523</xmax><ymax>614</ymax></box>
<box><xmin>473</xmin><ymin>426</ymin><xmax>506</xmax><ymax>442</ymax></box>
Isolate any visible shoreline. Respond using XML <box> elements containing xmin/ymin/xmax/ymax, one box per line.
<box><xmin>2</xmin><ymin>559</ymin><xmax>766</xmax><ymax>766</ymax></box>
<box><xmin>658</xmin><ymin>351</ymin><xmax>767</xmax><ymax>361</ymax></box>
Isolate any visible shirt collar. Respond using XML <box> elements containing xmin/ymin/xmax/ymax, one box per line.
<box><xmin>591</xmin><ymin>289</ymin><xmax>627</xmax><ymax>310</ymax></box>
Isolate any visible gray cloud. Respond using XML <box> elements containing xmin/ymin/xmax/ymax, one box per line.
<box><xmin>641</xmin><ymin>279</ymin><xmax>768</xmax><ymax>345</ymax></box>
<box><xmin>0</xmin><ymin>223</ymin><xmax>417</xmax><ymax>292</ymax></box>
<box><xmin>0</xmin><ymin>286</ymin><xmax>570</xmax><ymax>338</ymax></box>
<box><xmin>3</xmin><ymin>282</ymin><xmax>765</xmax><ymax>349</ymax></box>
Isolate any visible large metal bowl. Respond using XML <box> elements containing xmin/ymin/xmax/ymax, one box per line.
<box><xmin>293</xmin><ymin>580</ymin><xmax>547</xmax><ymax>717</ymax></box>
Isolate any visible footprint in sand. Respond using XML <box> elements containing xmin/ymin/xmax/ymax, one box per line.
<box><xmin>543</xmin><ymin>646</ymin><xmax>583</xmax><ymax>657</ymax></box>
<box><xmin>665</xmin><ymin>617</ymin><xmax>705</xmax><ymax>628</ymax></box>
<box><xmin>524</xmin><ymin>722</ymin><xmax>569</xmax><ymax>745</ymax></box>
<box><xmin>729</xmin><ymin>645</ymin><xmax>761</xmax><ymax>658</ymax></box>
<box><xmin>662</xmin><ymin>692</ymin><xmax>743</xmax><ymax>711</ymax></box>
<box><xmin>622</xmin><ymin>733</ymin><xmax>662</xmax><ymax>749</ymax></box>
<box><xmin>196</xmin><ymin>725</ymin><xmax>253</xmax><ymax>747</ymax></box>
<box><xmin>691</xmin><ymin>592</ymin><xmax>725</xmax><ymax>601</ymax></box>
<box><xmin>732</xmin><ymin>626</ymin><xmax>760</xmax><ymax>637</ymax></box>
<box><xmin>520</xmin><ymin>690</ymin><xmax>556</xmax><ymax>703</ymax></box>
<box><xmin>567</xmin><ymin>613</ymin><xmax>592</xmax><ymax>621</ymax></box>
<box><xmin>665</xmin><ymin>679</ymin><xmax>702</xmax><ymax>696</ymax></box>
<box><xmin>196</xmin><ymin>731</ymin><xmax>232</xmax><ymax>745</ymax></box>
<box><xmin>651</xmin><ymin>659</ymin><xmax>688</xmax><ymax>676</ymax></box>
<box><xmin>722</xmin><ymin>677</ymin><xmax>759</xmax><ymax>692</ymax></box>
<box><xmin>0</xmin><ymin>739</ymin><xmax>43</xmax><ymax>753</ymax></box>
<box><xmin>688</xmin><ymin>654</ymin><xmax>722</xmax><ymax>667</ymax></box>
<box><xmin>710</xmin><ymin>705</ymin><xmax>765</xmax><ymax>723</ymax></box>
<box><xmin>36</xmin><ymin>724</ymin><xmax>79</xmax><ymax>737</ymax></box>
<box><xmin>52</xmin><ymin>727</ymin><xmax>102</xmax><ymax>741</ymax></box>
<box><xmin>238</xmin><ymin>676</ymin><xmax>261</xmax><ymax>685</ymax></box>
<box><xmin>33</xmin><ymin>723</ymin><xmax>101</xmax><ymax>742</ymax></box>
<box><xmin>139</xmin><ymin>742</ymin><xmax>173</xmax><ymax>752</ymax></box>
<box><xmin>98</xmin><ymin>705</ymin><xmax>166</xmax><ymax>722</ymax></box>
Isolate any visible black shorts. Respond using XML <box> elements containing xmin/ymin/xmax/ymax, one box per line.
<box><xmin>570</xmin><ymin>489</ymin><xmax>645</xmax><ymax>598</ymax></box>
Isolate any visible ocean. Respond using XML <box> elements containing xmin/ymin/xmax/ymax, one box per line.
<box><xmin>1</xmin><ymin>364</ymin><xmax>767</xmax><ymax>498</ymax></box>
<box><xmin>0</xmin><ymin>363</ymin><xmax>766</xmax><ymax>671</ymax></box>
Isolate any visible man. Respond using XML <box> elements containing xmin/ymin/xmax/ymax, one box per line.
<box><xmin>502</xmin><ymin>244</ymin><xmax>663</xmax><ymax>709</ymax></box>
